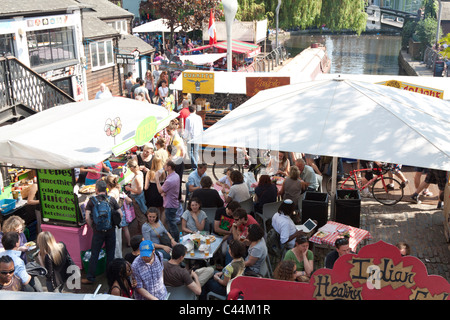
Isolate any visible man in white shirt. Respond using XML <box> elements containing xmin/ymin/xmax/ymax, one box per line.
<box><xmin>183</xmin><ymin>105</ymin><xmax>203</xmax><ymax>170</ymax></box>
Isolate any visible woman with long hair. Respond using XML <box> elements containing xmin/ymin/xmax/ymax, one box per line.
<box><xmin>106</xmin><ymin>258</ymin><xmax>135</xmax><ymax>298</ymax></box>
<box><xmin>105</xmin><ymin>175</ymin><xmax>132</xmax><ymax>252</ymax></box>
<box><xmin>144</xmin><ymin>154</ymin><xmax>166</xmax><ymax>225</ymax></box>
<box><xmin>254</xmin><ymin>174</ymin><xmax>277</xmax><ymax>213</ymax></box>
<box><xmin>125</xmin><ymin>158</ymin><xmax>148</xmax><ymax>231</ymax></box>
<box><xmin>181</xmin><ymin>197</ymin><xmax>207</xmax><ymax>234</ymax></box>
<box><xmin>144</xmin><ymin>69</ymin><xmax>155</xmax><ymax>103</ymax></box>
<box><xmin>36</xmin><ymin>231</ymin><xmax>72</xmax><ymax>292</ymax></box>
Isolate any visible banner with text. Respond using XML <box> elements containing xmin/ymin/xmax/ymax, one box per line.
<box><xmin>37</xmin><ymin>169</ymin><xmax>79</xmax><ymax>224</ymax></box>
<box><xmin>230</xmin><ymin>241</ymin><xmax>450</xmax><ymax>300</ymax></box>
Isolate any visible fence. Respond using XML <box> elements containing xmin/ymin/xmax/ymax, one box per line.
<box><xmin>0</xmin><ymin>56</ymin><xmax>74</xmax><ymax>113</ymax></box>
<box><xmin>423</xmin><ymin>46</ymin><xmax>449</xmax><ymax>77</ymax></box>
<box><xmin>253</xmin><ymin>46</ymin><xmax>289</xmax><ymax>72</ymax></box>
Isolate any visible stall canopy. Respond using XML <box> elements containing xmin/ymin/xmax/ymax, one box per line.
<box><xmin>0</xmin><ymin>97</ymin><xmax>178</xmax><ymax>169</ymax></box>
<box><xmin>184</xmin><ymin>40</ymin><xmax>260</xmax><ymax>58</ymax></box>
<box><xmin>179</xmin><ymin>53</ymin><xmax>226</xmax><ymax>65</ymax></box>
<box><xmin>132</xmin><ymin>18</ymin><xmax>189</xmax><ymax>33</ymax></box>
<box><xmin>189</xmin><ymin>78</ymin><xmax>450</xmax><ymax>171</ymax></box>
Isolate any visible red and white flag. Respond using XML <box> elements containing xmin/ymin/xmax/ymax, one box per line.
<box><xmin>208</xmin><ymin>8</ymin><xmax>217</xmax><ymax>45</ymax></box>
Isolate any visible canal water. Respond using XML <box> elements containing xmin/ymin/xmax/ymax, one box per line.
<box><xmin>279</xmin><ymin>33</ymin><xmax>403</xmax><ymax>75</ymax></box>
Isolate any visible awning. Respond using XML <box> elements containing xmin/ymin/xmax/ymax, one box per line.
<box><xmin>183</xmin><ymin>40</ymin><xmax>260</xmax><ymax>58</ymax></box>
<box><xmin>132</xmin><ymin>18</ymin><xmax>190</xmax><ymax>33</ymax></box>
<box><xmin>179</xmin><ymin>53</ymin><xmax>226</xmax><ymax>65</ymax></box>
<box><xmin>214</xmin><ymin>40</ymin><xmax>260</xmax><ymax>58</ymax></box>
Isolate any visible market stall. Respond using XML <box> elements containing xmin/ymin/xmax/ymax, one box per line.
<box><xmin>0</xmin><ymin>97</ymin><xmax>178</xmax><ymax>268</ymax></box>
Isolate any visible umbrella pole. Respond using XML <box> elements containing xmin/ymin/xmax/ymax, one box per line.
<box><xmin>330</xmin><ymin>156</ymin><xmax>337</xmax><ymax>221</ymax></box>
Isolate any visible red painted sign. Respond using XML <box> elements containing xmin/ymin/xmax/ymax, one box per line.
<box><xmin>230</xmin><ymin>241</ymin><xmax>450</xmax><ymax>300</ymax></box>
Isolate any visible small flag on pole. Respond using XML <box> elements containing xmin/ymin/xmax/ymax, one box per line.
<box><xmin>208</xmin><ymin>8</ymin><xmax>217</xmax><ymax>45</ymax></box>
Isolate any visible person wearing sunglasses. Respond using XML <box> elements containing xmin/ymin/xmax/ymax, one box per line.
<box><xmin>0</xmin><ymin>255</ymin><xmax>23</xmax><ymax>291</ymax></box>
<box><xmin>324</xmin><ymin>237</ymin><xmax>352</xmax><ymax>269</ymax></box>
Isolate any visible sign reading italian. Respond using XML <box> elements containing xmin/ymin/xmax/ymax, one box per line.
<box><xmin>230</xmin><ymin>241</ymin><xmax>450</xmax><ymax>300</ymax></box>
<box><xmin>377</xmin><ymin>80</ymin><xmax>444</xmax><ymax>99</ymax></box>
<box><xmin>182</xmin><ymin>71</ymin><xmax>215</xmax><ymax>95</ymax></box>
<box><xmin>246</xmin><ymin>77</ymin><xmax>290</xmax><ymax>97</ymax></box>
<box><xmin>37</xmin><ymin>169</ymin><xmax>79</xmax><ymax>223</ymax></box>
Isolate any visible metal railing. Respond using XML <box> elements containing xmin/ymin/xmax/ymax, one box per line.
<box><xmin>423</xmin><ymin>46</ymin><xmax>448</xmax><ymax>77</ymax></box>
<box><xmin>254</xmin><ymin>46</ymin><xmax>289</xmax><ymax>72</ymax></box>
<box><xmin>0</xmin><ymin>56</ymin><xmax>75</xmax><ymax>113</ymax></box>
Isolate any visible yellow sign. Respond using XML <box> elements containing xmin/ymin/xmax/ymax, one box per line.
<box><xmin>182</xmin><ymin>71</ymin><xmax>215</xmax><ymax>95</ymax></box>
<box><xmin>377</xmin><ymin>80</ymin><xmax>444</xmax><ymax>99</ymax></box>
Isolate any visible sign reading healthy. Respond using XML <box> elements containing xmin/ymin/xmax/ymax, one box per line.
<box><xmin>230</xmin><ymin>241</ymin><xmax>450</xmax><ymax>300</ymax></box>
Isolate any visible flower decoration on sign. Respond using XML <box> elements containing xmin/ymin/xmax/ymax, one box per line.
<box><xmin>105</xmin><ymin>117</ymin><xmax>122</xmax><ymax>144</ymax></box>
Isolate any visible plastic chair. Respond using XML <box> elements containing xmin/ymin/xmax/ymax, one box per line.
<box><xmin>166</xmin><ymin>286</ymin><xmax>197</xmax><ymax>300</ymax></box>
<box><xmin>259</xmin><ymin>255</ymin><xmax>272</xmax><ymax>278</ymax></box>
<box><xmin>254</xmin><ymin>201</ymin><xmax>282</xmax><ymax>234</ymax></box>
<box><xmin>239</xmin><ymin>197</ymin><xmax>254</xmax><ymax>215</ymax></box>
<box><xmin>202</xmin><ymin>207</ymin><xmax>218</xmax><ymax>234</ymax></box>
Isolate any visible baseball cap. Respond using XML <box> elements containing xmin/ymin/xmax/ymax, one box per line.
<box><xmin>139</xmin><ymin>240</ymin><xmax>155</xmax><ymax>257</ymax></box>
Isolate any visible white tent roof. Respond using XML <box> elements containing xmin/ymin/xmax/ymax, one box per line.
<box><xmin>179</xmin><ymin>53</ymin><xmax>227</xmax><ymax>65</ymax></box>
<box><xmin>190</xmin><ymin>78</ymin><xmax>450</xmax><ymax>171</ymax></box>
<box><xmin>132</xmin><ymin>18</ymin><xmax>189</xmax><ymax>33</ymax></box>
<box><xmin>0</xmin><ymin>97</ymin><xmax>178</xmax><ymax>169</ymax></box>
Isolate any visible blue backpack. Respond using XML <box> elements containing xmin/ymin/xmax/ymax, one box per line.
<box><xmin>91</xmin><ymin>196</ymin><xmax>112</xmax><ymax>231</ymax></box>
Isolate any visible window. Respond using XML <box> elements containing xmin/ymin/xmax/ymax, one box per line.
<box><xmin>27</xmin><ymin>27</ymin><xmax>76</xmax><ymax>67</ymax></box>
<box><xmin>107</xmin><ymin>20</ymin><xmax>128</xmax><ymax>35</ymax></box>
<box><xmin>0</xmin><ymin>33</ymin><xmax>16</xmax><ymax>57</ymax></box>
<box><xmin>89</xmin><ymin>39</ymin><xmax>114</xmax><ymax>70</ymax></box>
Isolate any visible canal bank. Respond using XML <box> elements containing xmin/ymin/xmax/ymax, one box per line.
<box><xmin>398</xmin><ymin>49</ymin><xmax>434</xmax><ymax>76</ymax></box>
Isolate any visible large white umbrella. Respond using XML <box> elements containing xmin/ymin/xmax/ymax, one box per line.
<box><xmin>190</xmin><ymin>78</ymin><xmax>450</xmax><ymax>171</ymax></box>
<box><xmin>132</xmin><ymin>19</ymin><xmax>185</xmax><ymax>33</ymax></box>
<box><xmin>0</xmin><ymin>97</ymin><xmax>178</xmax><ymax>169</ymax></box>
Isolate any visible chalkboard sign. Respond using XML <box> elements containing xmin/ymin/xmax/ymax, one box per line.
<box><xmin>37</xmin><ymin>169</ymin><xmax>81</xmax><ymax>225</ymax></box>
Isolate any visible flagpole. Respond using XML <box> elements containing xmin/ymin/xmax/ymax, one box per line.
<box><xmin>222</xmin><ymin>0</ymin><xmax>238</xmax><ymax>72</ymax></box>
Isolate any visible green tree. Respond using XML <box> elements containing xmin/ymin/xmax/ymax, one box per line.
<box><xmin>141</xmin><ymin>0</ymin><xmax>223</xmax><ymax>45</ymax></box>
<box><xmin>440</xmin><ymin>34</ymin><xmax>450</xmax><ymax>58</ymax></box>
<box><xmin>316</xmin><ymin>0</ymin><xmax>367</xmax><ymax>35</ymax></box>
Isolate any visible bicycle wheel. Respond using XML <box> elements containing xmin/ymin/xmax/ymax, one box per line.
<box><xmin>371</xmin><ymin>177</ymin><xmax>403</xmax><ymax>205</ymax></box>
<box><xmin>326</xmin><ymin>175</ymin><xmax>357</xmax><ymax>195</ymax></box>
<box><xmin>212</xmin><ymin>161</ymin><xmax>241</xmax><ymax>182</ymax></box>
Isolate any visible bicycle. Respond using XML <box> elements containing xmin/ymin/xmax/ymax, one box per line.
<box><xmin>325</xmin><ymin>165</ymin><xmax>404</xmax><ymax>205</ymax></box>
<box><xmin>211</xmin><ymin>147</ymin><xmax>246</xmax><ymax>182</ymax></box>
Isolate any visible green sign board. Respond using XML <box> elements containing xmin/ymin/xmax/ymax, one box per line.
<box><xmin>37</xmin><ymin>169</ymin><xmax>79</xmax><ymax>224</ymax></box>
<box><xmin>111</xmin><ymin>116</ymin><xmax>158</xmax><ymax>156</ymax></box>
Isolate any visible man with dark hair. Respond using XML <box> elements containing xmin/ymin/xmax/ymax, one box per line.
<box><xmin>0</xmin><ymin>255</ymin><xmax>23</xmax><ymax>291</ymax></box>
<box><xmin>214</xmin><ymin>201</ymin><xmax>240</xmax><ymax>238</ymax></box>
<box><xmin>163</xmin><ymin>244</ymin><xmax>208</xmax><ymax>295</ymax></box>
<box><xmin>324</xmin><ymin>237</ymin><xmax>352</xmax><ymax>269</ymax></box>
<box><xmin>124</xmin><ymin>234</ymin><xmax>143</xmax><ymax>265</ymax></box>
<box><xmin>156</xmin><ymin>160</ymin><xmax>180</xmax><ymax>241</ymax></box>
<box><xmin>82</xmin><ymin>179</ymin><xmax>122</xmax><ymax>284</ymax></box>
<box><xmin>230</xmin><ymin>208</ymin><xmax>259</xmax><ymax>243</ymax></box>
<box><xmin>191</xmin><ymin>176</ymin><xmax>224</xmax><ymax>208</ymax></box>
<box><xmin>0</xmin><ymin>232</ymin><xmax>42</xmax><ymax>291</ymax></box>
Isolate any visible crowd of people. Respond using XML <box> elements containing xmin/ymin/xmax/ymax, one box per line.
<box><xmin>0</xmin><ymin>106</ymin><xmax>442</xmax><ymax>298</ymax></box>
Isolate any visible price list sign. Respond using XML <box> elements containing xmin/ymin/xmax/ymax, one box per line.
<box><xmin>37</xmin><ymin>169</ymin><xmax>80</xmax><ymax>224</ymax></box>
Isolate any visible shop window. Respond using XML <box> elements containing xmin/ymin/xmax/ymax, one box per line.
<box><xmin>0</xmin><ymin>33</ymin><xmax>16</xmax><ymax>57</ymax></box>
<box><xmin>89</xmin><ymin>39</ymin><xmax>114</xmax><ymax>70</ymax></box>
<box><xmin>27</xmin><ymin>27</ymin><xmax>76</xmax><ymax>67</ymax></box>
